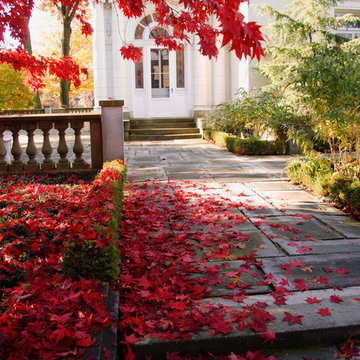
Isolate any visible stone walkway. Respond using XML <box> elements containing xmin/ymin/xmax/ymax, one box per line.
<box><xmin>125</xmin><ymin>139</ymin><xmax>360</xmax><ymax>359</ymax></box>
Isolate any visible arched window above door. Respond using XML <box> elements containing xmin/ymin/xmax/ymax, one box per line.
<box><xmin>134</xmin><ymin>14</ymin><xmax>169</xmax><ymax>40</ymax></box>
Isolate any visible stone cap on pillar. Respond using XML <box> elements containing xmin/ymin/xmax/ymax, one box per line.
<box><xmin>99</xmin><ymin>100</ymin><xmax>124</xmax><ymax>107</ymax></box>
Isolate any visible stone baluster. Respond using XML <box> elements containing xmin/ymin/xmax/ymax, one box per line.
<box><xmin>24</xmin><ymin>124</ymin><xmax>39</xmax><ymax>170</ymax></box>
<box><xmin>55</xmin><ymin>122</ymin><xmax>70</xmax><ymax>169</ymax></box>
<box><xmin>39</xmin><ymin>121</ymin><xmax>55</xmax><ymax>170</ymax></box>
<box><xmin>9</xmin><ymin>124</ymin><xmax>23</xmax><ymax>172</ymax></box>
<box><xmin>0</xmin><ymin>125</ymin><xmax>8</xmax><ymax>173</ymax></box>
<box><xmin>71</xmin><ymin>120</ymin><xmax>86</xmax><ymax>169</ymax></box>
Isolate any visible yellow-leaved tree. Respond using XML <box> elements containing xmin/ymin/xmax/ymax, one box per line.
<box><xmin>31</xmin><ymin>5</ymin><xmax>93</xmax><ymax>108</ymax></box>
<box><xmin>0</xmin><ymin>63</ymin><xmax>35</xmax><ymax>110</ymax></box>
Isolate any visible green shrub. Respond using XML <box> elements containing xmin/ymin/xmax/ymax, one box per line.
<box><xmin>203</xmin><ymin>100</ymin><xmax>249</xmax><ymax>136</ymax></box>
<box><xmin>62</xmin><ymin>240</ymin><xmax>120</xmax><ymax>282</ymax></box>
<box><xmin>287</xmin><ymin>157</ymin><xmax>360</xmax><ymax>214</ymax></box>
<box><xmin>206</xmin><ymin>130</ymin><xmax>287</xmax><ymax>155</ymax></box>
<box><xmin>211</xmin><ymin>130</ymin><xmax>229</xmax><ymax>148</ymax></box>
<box><xmin>203</xmin><ymin>129</ymin><xmax>211</xmax><ymax>140</ymax></box>
<box><xmin>62</xmin><ymin>160</ymin><xmax>127</xmax><ymax>282</ymax></box>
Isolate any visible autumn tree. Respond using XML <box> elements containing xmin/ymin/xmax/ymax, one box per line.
<box><xmin>259</xmin><ymin>0</ymin><xmax>360</xmax><ymax>167</ymax></box>
<box><xmin>0</xmin><ymin>0</ymin><xmax>264</xmax><ymax>92</ymax></box>
<box><xmin>0</xmin><ymin>63</ymin><xmax>34</xmax><ymax>110</ymax></box>
<box><xmin>32</xmin><ymin>4</ymin><xmax>93</xmax><ymax>107</ymax></box>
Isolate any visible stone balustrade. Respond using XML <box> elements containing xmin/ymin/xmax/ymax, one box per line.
<box><xmin>0</xmin><ymin>101</ymin><xmax>127</xmax><ymax>173</ymax></box>
<box><xmin>0</xmin><ymin>107</ymin><xmax>94</xmax><ymax>116</ymax></box>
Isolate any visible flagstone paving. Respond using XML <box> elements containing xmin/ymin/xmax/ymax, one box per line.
<box><xmin>124</xmin><ymin>139</ymin><xmax>360</xmax><ymax>359</ymax></box>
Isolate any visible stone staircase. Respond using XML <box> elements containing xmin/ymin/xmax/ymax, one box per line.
<box><xmin>129</xmin><ymin>118</ymin><xmax>202</xmax><ymax>141</ymax></box>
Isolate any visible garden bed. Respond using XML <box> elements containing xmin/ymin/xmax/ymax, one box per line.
<box><xmin>287</xmin><ymin>157</ymin><xmax>360</xmax><ymax>218</ymax></box>
<box><xmin>0</xmin><ymin>161</ymin><xmax>126</xmax><ymax>359</ymax></box>
<box><xmin>204</xmin><ymin>130</ymin><xmax>287</xmax><ymax>155</ymax></box>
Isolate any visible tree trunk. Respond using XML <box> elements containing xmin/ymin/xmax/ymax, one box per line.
<box><xmin>25</xmin><ymin>18</ymin><xmax>42</xmax><ymax>109</ymax></box>
<box><xmin>60</xmin><ymin>14</ymin><xmax>72</xmax><ymax>108</ymax></box>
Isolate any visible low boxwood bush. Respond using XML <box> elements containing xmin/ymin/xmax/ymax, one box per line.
<box><xmin>205</xmin><ymin>130</ymin><xmax>287</xmax><ymax>155</ymax></box>
<box><xmin>62</xmin><ymin>159</ymin><xmax>127</xmax><ymax>282</ymax></box>
<box><xmin>287</xmin><ymin>157</ymin><xmax>360</xmax><ymax>215</ymax></box>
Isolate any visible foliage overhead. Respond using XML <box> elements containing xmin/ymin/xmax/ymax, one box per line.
<box><xmin>0</xmin><ymin>0</ymin><xmax>264</xmax><ymax>90</ymax></box>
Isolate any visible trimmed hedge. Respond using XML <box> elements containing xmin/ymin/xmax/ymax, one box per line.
<box><xmin>287</xmin><ymin>157</ymin><xmax>360</xmax><ymax>215</ymax></box>
<box><xmin>62</xmin><ymin>160</ymin><xmax>127</xmax><ymax>282</ymax></box>
<box><xmin>204</xmin><ymin>130</ymin><xmax>287</xmax><ymax>155</ymax></box>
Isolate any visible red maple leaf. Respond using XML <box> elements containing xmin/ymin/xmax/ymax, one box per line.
<box><xmin>305</xmin><ymin>297</ymin><xmax>322</xmax><ymax>304</ymax></box>
<box><xmin>290</xmin><ymin>259</ymin><xmax>305</xmax><ymax>267</ymax></box>
<box><xmin>317</xmin><ymin>308</ymin><xmax>332</xmax><ymax>316</ymax></box>
<box><xmin>330</xmin><ymin>294</ymin><xmax>343</xmax><ymax>303</ymax></box>
<box><xmin>260</xmin><ymin>329</ymin><xmax>278</xmax><ymax>344</ymax></box>
<box><xmin>296</xmin><ymin>246</ymin><xmax>312</xmax><ymax>254</ymax></box>
<box><xmin>316</xmin><ymin>276</ymin><xmax>329</xmax><ymax>285</ymax></box>
<box><xmin>270</xmin><ymin>223</ymin><xmax>281</xmax><ymax>228</ymax></box>
<box><xmin>282</xmin><ymin>312</ymin><xmax>304</xmax><ymax>325</ymax></box>
<box><xmin>294</xmin><ymin>278</ymin><xmax>309</xmax><ymax>291</ymax></box>
<box><xmin>76</xmin><ymin>335</ymin><xmax>93</xmax><ymax>347</ymax></box>
<box><xmin>336</xmin><ymin>268</ymin><xmax>349</xmax><ymax>274</ymax></box>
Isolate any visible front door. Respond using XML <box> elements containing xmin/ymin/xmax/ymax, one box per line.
<box><xmin>132</xmin><ymin>45</ymin><xmax>188</xmax><ymax>119</ymax></box>
<box><xmin>148</xmin><ymin>48</ymin><xmax>171</xmax><ymax>117</ymax></box>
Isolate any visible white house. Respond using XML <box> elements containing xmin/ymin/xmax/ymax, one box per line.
<box><xmin>92</xmin><ymin>0</ymin><xmax>360</xmax><ymax>120</ymax></box>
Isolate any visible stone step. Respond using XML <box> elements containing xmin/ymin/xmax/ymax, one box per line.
<box><xmin>130</xmin><ymin>286</ymin><xmax>360</xmax><ymax>358</ymax></box>
<box><xmin>131</xmin><ymin>118</ymin><xmax>195</xmax><ymax>126</ymax></box>
<box><xmin>129</xmin><ymin>133</ymin><xmax>202</xmax><ymax>141</ymax></box>
<box><xmin>131</xmin><ymin>128</ymin><xmax>200</xmax><ymax>136</ymax></box>
<box><xmin>131</xmin><ymin>122</ymin><xmax>196</xmax><ymax>129</ymax></box>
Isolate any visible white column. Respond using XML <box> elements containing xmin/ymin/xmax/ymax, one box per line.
<box><xmin>211</xmin><ymin>46</ymin><xmax>227</xmax><ymax>105</ymax></box>
<box><xmin>192</xmin><ymin>36</ymin><xmax>212</xmax><ymax>111</ymax></box>
<box><xmin>92</xmin><ymin>1</ymin><xmax>107</xmax><ymax>108</ymax></box>
<box><xmin>104</xmin><ymin>2</ymin><xmax>114</xmax><ymax>98</ymax></box>
<box><xmin>112</xmin><ymin>7</ymin><xmax>131</xmax><ymax>113</ymax></box>
<box><xmin>231</xmin><ymin>54</ymin><xmax>250</xmax><ymax>100</ymax></box>
<box><xmin>230</xmin><ymin>1</ymin><xmax>250</xmax><ymax>99</ymax></box>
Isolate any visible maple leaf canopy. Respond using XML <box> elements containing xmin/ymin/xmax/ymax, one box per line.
<box><xmin>0</xmin><ymin>0</ymin><xmax>264</xmax><ymax>90</ymax></box>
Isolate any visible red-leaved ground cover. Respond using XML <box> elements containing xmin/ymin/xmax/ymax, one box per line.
<box><xmin>0</xmin><ymin>173</ymin><xmax>113</xmax><ymax>360</ymax></box>
<box><xmin>116</xmin><ymin>179</ymin><xmax>359</xmax><ymax>360</ymax></box>
<box><xmin>0</xmin><ymin>173</ymin><xmax>357</xmax><ymax>360</ymax></box>
<box><xmin>117</xmin><ymin>180</ymin><xmax>280</xmax><ymax>360</ymax></box>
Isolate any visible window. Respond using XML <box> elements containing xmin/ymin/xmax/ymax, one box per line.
<box><xmin>134</xmin><ymin>14</ymin><xmax>167</xmax><ymax>40</ymax></box>
<box><xmin>151</xmin><ymin>48</ymin><xmax>169</xmax><ymax>98</ymax></box>
<box><xmin>176</xmin><ymin>49</ymin><xmax>185</xmax><ymax>88</ymax></box>
<box><xmin>135</xmin><ymin>53</ymin><xmax>144</xmax><ymax>89</ymax></box>
<box><xmin>335</xmin><ymin>10</ymin><xmax>360</xmax><ymax>39</ymax></box>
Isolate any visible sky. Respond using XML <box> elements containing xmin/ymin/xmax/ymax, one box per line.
<box><xmin>3</xmin><ymin>0</ymin><xmax>71</xmax><ymax>52</ymax></box>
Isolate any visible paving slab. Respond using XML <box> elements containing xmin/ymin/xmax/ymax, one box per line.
<box><xmin>195</xmin><ymin>230</ymin><xmax>284</xmax><ymax>261</ymax></box>
<box><xmin>246</xmin><ymin>181</ymin><xmax>302</xmax><ymax>192</ymax></box>
<box><xmin>257</xmin><ymin>215</ymin><xmax>343</xmax><ymax>242</ymax></box>
<box><xmin>284</xmin><ymin>202</ymin><xmax>344</xmax><ymax>215</ymax></box>
<box><xmin>314</xmin><ymin>214</ymin><xmax>360</xmax><ymax>239</ymax></box>
<box><xmin>222</xmin><ymin>182</ymin><xmax>258</xmax><ymax>197</ymax></box>
<box><xmin>260</xmin><ymin>253</ymin><xmax>360</xmax><ymax>290</ymax></box>
<box><xmin>191</xmin><ymin>261</ymin><xmax>271</xmax><ymax>297</ymax></box>
<box><xmin>239</xmin><ymin>196</ymin><xmax>285</xmax><ymax>217</ymax></box>
<box><xmin>131</xmin><ymin>287</ymin><xmax>360</xmax><ymax>358</ymax></box>
<box><xmin>258</xmin><ymin>190</ymin><xmax>320</xmax><ymax>203</ymax></box>
<box><xmin>274</xmin><ymin>238</ymin><xmax>360</xmax><ymax>256</ymax></box>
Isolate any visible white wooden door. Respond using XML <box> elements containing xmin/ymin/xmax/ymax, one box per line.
<box><xmin>132</xmin><ymin>46</ymin><xmax>188</xmax><ymax>118</ymax></box>
<box><xmin>147</xmin><ymin>47</ymin><xmax>172</xmax><ymax>118</ymax></box>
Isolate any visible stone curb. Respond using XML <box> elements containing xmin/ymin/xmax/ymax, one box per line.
<box><xmin>131</xmin><ymin>286</ymin><xmax>360</xmax><ymax>358</ymax></box>
<box><xmin>83</xmin><ymin>283</ymin><xmax>119</xmax><ymax>360</ymax></box>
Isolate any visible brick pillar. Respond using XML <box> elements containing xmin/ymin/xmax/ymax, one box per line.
<box><xmin>100</xmin><ymin>100</ymin><xmax>124</xmax><ymax>162</ymax></box>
